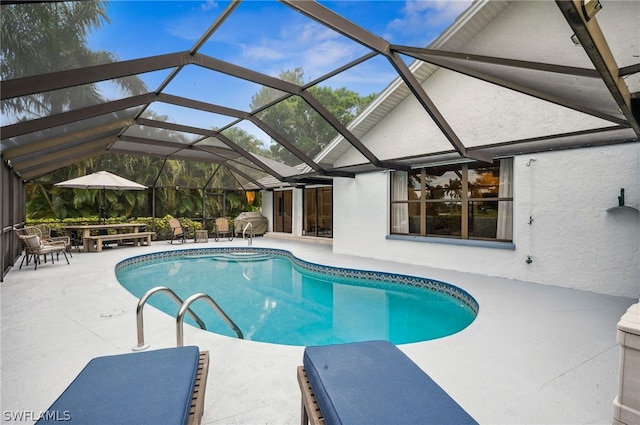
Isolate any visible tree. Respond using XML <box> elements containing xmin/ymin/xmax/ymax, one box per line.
<box><xmin>222</xmin><ymin>126</ymin><xmax>271</xmax><ymax>158</ymax></box>
<box><xmin>27</xmin><ymin>110</ymin><xmax>173</xmax><ymax>219</ymax></box>
<box><xmin>1</xmin><ymin>1</ymin><xmax>146</xmax><ymax>117</ymax></box>
<box><xmin>250</xmin><ymin>68</ymin><xmax>376</xmax><ymax>166</ymax></box>
<box><xmin>470</xmin><ymin>168</ymin><xmax>499</xmax><ymax>198</ymax></box>
<box><xmin>11</xmin><ymin>2</ymin><xmax>258</xmax><ymax>221</ymax></box>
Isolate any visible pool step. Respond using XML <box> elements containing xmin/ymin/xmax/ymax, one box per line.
<box><xmin>214</xmin><ymin>251</ymin><xmax>272</xmax><ymax>262</ymax></box>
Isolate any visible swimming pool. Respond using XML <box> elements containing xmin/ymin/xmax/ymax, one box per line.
<box><xmin>116</xmin><ymin>248</ymin><xmax>478</xmax><ymax>346</ymax></box>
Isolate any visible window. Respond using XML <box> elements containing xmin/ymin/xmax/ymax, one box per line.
<box><xmin>390</xmin><ymin>159</ymin><xmax>513</xmax><ymax>241</ymax></box>
<box><xmin>273</xmin><ymin>190</ymin><xmax>292</xmax><ymax>233</ymax></box>
<box><xmin>304</xmin><ymin>187</ymin><xmax>333</xmax><ymax>238</ymax></box>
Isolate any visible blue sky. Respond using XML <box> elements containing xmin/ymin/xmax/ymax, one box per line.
<box><xmin>86</xmin><ymin>0</ymin><xmax>472</xmax><ymax>135</ymax></box>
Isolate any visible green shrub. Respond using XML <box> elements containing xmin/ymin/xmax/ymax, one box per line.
<box><xmin>26</xmin><ymin>215</ymin><xmax>204</xmax><ymax>241</ymax></box>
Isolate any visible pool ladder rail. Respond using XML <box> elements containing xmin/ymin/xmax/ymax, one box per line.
<box><xmin>242</xmin><ymin>222</ymin><xmax>253</xmax><ymax>246</ymax></box>
<box><xmin>133</xmin><ymin>286</ymin><xmax>244</xmax><ymax>351</ymax></box>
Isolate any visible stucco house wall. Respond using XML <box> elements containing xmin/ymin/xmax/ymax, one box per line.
<box><xmin>261</xmin><ymin>190</ymin><xmax>274</xmax><ymax>232</ymax></box>
<box><xmin>334</xmin><ymin>2</ymin><xmax>615</xmax><ymax>169</ymax></box>
<box><xmin>331</xmin><ymin>143</ymin><xmax>639</xmax><ymax>298</ymax></box>
<box><xmin>260</xmin><ymin>0</ymin><xmax>639</xmax><ymax>299</ymax></box>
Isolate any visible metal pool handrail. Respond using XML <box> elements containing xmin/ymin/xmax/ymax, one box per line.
<box><xmin>242</xmin><ymin>221</ymin><xmax>253</xmax><ymax>246</ymax></box>
<box><xmin>133</xmin><ymin>286</ymin><xmax>206</xmax><ymax>351</ymax></box>
<box><xmin>177</xmin><ymin>293</ymin><xmax>244</xmax><ymax>346</ymax></box>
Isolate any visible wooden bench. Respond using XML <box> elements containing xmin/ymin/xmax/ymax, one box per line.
<box><xmin>85</xmin><ymin>231</ymin><xmax>155</xmax><ymax>252</ymax></box>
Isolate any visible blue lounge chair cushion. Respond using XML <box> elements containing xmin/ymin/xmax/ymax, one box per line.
<box><xmin>303</xmin><ymin>340</ymin><xmax>478</xmax><ymax>425</ymax></box>
<box><xmin>36</xmin><ymin>346</ymin><xmax>200</xmax><ymax>425</ymax></box>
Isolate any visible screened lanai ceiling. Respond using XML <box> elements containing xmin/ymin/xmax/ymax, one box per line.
<box><xmin>1</xmin><ymin>0</ymin><xmax>639</xmax><ymax>190</ymax></box>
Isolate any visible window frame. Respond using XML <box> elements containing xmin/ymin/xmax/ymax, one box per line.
<box><xmin>273</xmin><ymin>189</ymin><xmax>292</xmax><ymax>233</ymax></box>
<box><xmin>390</xmin><ymin>159</ymin><xmax>513</xmax><ymax>242</ymax></box>
<box><xmin>303</xmin><ymin>186</ymin><xmax>333</xmax><ymax>238</ymax></box>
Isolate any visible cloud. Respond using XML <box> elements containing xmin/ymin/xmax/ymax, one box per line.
<box><xmin>326</xmin><ymin>65</ymin><xmax>399</xmax><ymax>91</ymax></box>
<box><xmin>164</xmin><ymin>2</ymin><xmax>221</xmax><ymax>41</ymax></box>
<box><xmin>201</xmin><ymin>1</ymin><xmax>218</xmax><ymax>12</ymax></box>
<box><xmin>284</xmin><ymin>23</ymin><xmax>361</xmax><ymax>77</ymax></box>
<box><xmin>386</xmin><ymin>0</ymin><xmax>473</xmax><ymax>45</ymax></box>
<box><xmin>301</xmin><ymin>40</ymin><xmax>359</xmax><ymax>77</ymax></box>
<box><xmin>235</xmin><ymin>20</ymin><xmax>363</xmax><ymax>81</ymax></box>
<box><xmin>242</xmin><ymin>44</ymin><xmax>287</xmax><ymax>62</ymax></box>
<box><xmin>181</xmin><ymin>1</ymin><xmax>470</xmax><ymax>95</ymax></box>
<box><xmin>293</xmin><ymin>22</ymin><xmax>340</xmax><ymax>46</ymax></box>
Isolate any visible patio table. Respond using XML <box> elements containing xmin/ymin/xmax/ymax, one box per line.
<box><xmin>63</xmin><ymin>223</ymin><xmax>147</xmax><ymax>253</ymax></box>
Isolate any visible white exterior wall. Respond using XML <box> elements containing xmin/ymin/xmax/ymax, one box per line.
<box><xmin>334</xmin><ymin>2</ymin><xmax>617</xmax><ymax>170</ymax></box>
<box><xmin>335</xmin><ymin>70</ymin><xmax>612</xmax><ymax>168</ymax></box>
<box><xmin>292</xmin><ymin>188</ymin><xmax>303</xmax><ymax>237</ymax></box>
<box><xmin>262</xmin><ymin>191</ymin><xmax>274</xmax><ymax>232</ymax></box>
<box><xmin>333</xmin><ymin>143</ymin><xmax>640</xmax><ymax>298</ymax></box>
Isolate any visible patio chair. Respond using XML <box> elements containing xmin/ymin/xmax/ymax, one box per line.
<box><xmin>16</xmin><ymin>232</ymin><xmax>70</xmax><ymax>270</ymax></box>
<box><xmin>33</xmin><ymin>224</ymin><xmax>73</xmax><ymax>257</ymax></box>
<box><xmin>58</xmin><ymin>228</ymin><xmax>82</xmax><ymax>253</ymax></box>
<box><xmin>214</xmin><ymin>217</ymin><xmax>233</xmax><ymax>242</ymax></box>
<box><xmin>49</xmin><ymin>228</ymin><xmax>76</xmax><ymax>257</ymax></box>
<box><xmin>14</xmin><ymin>226</ymin><xmax>70</xmax><ymax>264</ymax></box>
<box><xmin>169</xmin><ymin>218</ymin><xmax>188</xmax><ymax>244</ymax></box>
<box><xmin>14</xmin><ymin>227</ymin><xmax>35</xmax><ymax>268</ymax></box>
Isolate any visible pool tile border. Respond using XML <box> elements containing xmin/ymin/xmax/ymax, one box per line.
<box><xmin>115</xmin><ymin>247</ymin><xmax>478</xmax><ymax>315</ymax></box>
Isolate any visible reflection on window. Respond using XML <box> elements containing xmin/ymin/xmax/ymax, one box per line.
<box><xmin>304</xmin><ymin>187</ymin><xmax>333</xmax><ymax>238</ymax></box>
<box><xmin>273</xmin><ymin>190</ymin><xmax>292</xmax><ymax>233</ymax></box>
<box><xmin>390</xmin><ymin>159</ymin><xmax>513</xmax><ymax>242</ymax></box>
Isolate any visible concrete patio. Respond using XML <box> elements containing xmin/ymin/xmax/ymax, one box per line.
<box><xmin>1</xmin><ymin>236</ymin><xmax>635</xmax><ymax>424</ymax></box>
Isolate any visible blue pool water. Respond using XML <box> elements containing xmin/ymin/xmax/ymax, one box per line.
<box><xmin>116</xmin><ymin>248</ymin><xmax>478</xmax><ymax>346</ymax></box>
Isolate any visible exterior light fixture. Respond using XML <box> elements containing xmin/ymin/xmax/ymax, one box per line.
<box><xmin>581</xmin><ymin>0</ymin><xmax>602</xmax><ymax>21</ymax></box>
<box><xmin>571</xmin><ymin>33</ymin><xmax>581</xmax><ymax>46</ymax></box>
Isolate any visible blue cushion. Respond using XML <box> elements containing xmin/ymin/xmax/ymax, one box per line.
<box><xmin>303</xmin><ymin>340</ymin><xmax>477</xmax><ymax>425</ymax></box>
<box><xmin>36</xmin><ymin>346</ymin><xmax>200</xmax><ymax>425</ymax></box>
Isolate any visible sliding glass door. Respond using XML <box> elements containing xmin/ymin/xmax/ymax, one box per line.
<box><xmin>273</xmin><ymin>190</ymin><xmax>292</xmax><ymax>233</ymax></box>
<box><xmin>304</xmin><ymin>187</ymin><xmax>332</xmax><ymax>238</ymax></box>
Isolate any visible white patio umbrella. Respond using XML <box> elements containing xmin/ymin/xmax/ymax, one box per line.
<box><xmin>55</xmin><ymin>171</ymin><xmax>147</xmax><ymax>222</ymax></box>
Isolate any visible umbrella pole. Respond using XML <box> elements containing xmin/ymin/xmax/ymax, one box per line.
<box><xmin>101</xmin><ymin>188</ymin><xmax>105</xmax><ymax>224</ymax></box>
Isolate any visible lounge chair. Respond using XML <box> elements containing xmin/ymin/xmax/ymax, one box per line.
<box><xmin>214</xmin><ymin>217</ymin><xmax>233</xmax><ymax>242</ymax></box>
<box><xmin>35</xmin><ymin>346</ymin><xmax>209</xmax><ymax>425</ymax></box>
<box><xmin>298</xmin><ymin>340</ymin><xmax>478</xmax><ymax>425</ymax></box>
<box><xmin>169</xmin><ymin>218</ymin><xmax>189</xmax><ymax>244</ymax></box>
<box><xmin>15</xmin><ymin>232</ymin><xmax>70</xmax><ymax>270</ymax></box>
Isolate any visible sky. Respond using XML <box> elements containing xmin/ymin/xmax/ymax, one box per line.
<box><xmin>84</xmin><ymin>0</ymin><xmax>473</xmax><ymax>138</ymax></box>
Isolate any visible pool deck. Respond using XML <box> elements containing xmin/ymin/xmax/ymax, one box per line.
<box><xmin>1</xmin><ymin>236</ymin><xmax>636</xmax><ymax>424</ymax></box>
